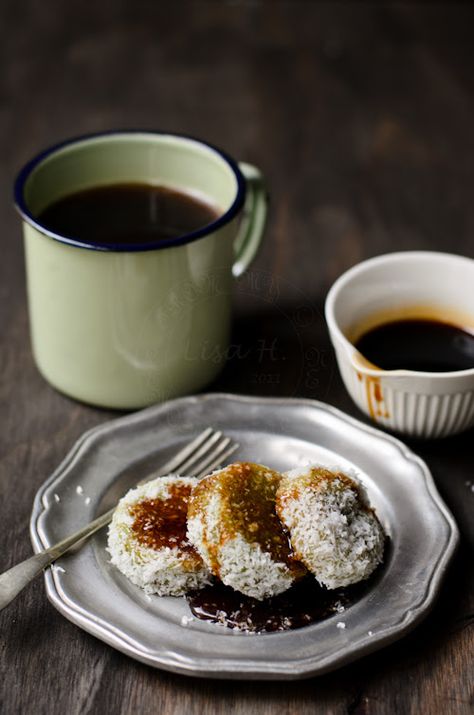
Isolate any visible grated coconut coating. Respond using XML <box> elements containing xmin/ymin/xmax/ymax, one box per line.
<box><xmin>276</xmin><ymin>466</ymin><xmax>385</xmax><ymax>589</ymax></box>
<box><xmin>107</xmin><ymin>475</ymin><xmax>211</xmax><ymax>596</ymax></box>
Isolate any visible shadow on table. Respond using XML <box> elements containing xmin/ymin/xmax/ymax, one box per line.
<box><xmin>209</xmin><ymin>301</ymin><xmax>338</xmax><ymax>404</ymax></box>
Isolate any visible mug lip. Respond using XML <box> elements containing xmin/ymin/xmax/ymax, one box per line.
<box><xmin>13</xmin><ymin>129</ymin><xmax>247</xmax><ymax>253</ymax></box>
<box><xmin>325</xmin><ymin>250</ymin><xmax>474</xmax><ymax>379</ymax></box>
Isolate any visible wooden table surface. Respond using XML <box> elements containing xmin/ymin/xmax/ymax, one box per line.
<box><xmin>1</xmin><ymin>2</ymin><xmax>473</xmax><ymax>713</ymax></box>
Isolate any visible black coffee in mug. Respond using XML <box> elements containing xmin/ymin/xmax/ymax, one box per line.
<box><xmin>37</xmin><ymin>183</ymin><xmax>221</xmax><ymax>245</ymax></box>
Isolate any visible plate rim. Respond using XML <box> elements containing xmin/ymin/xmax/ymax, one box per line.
<box><xmin>29</xmin><ymin>393</ymin><xmax>460</xmax><ymax>680</ymax></box>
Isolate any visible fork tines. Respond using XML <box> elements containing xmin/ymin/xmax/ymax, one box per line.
<box><xmin>139</xmin><ymin>428</ymin><xmax>239</xmax><ymax>486</ymax></box>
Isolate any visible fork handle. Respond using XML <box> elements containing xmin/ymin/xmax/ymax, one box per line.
<box><xmin>0</xmin><ymin>507</ymin><xmax>114</xmax><ymax>611</ymax></box>
<box><xmin>0</xmin><ymin>552</ymin><xmax>58</xmax><ymax>610</ymax></box>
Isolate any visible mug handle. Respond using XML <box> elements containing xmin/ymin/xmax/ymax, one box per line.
<box><xmin>232</xmin><ymin>162</ymin><xmax>268</xmax><ymax>278</ymax></box>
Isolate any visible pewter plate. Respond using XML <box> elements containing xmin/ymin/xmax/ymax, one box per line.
<box><xmin>30</xmin><ymin>394</ymin><xmax>458</xmax><ymax>680</ymax></box>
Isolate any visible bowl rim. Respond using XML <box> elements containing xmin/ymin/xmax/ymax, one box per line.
<box><xmin>325</xmin><ymin>250</ymin><xmax>474</xmax><ymax>380</ymax></box>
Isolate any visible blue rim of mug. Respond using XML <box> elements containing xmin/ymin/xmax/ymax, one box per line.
<box><xmin>13</xmin><ymin>130</ymin><xmax>247</xmax><ymax>252</ymax></box>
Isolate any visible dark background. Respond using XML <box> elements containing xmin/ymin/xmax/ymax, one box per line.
<box><xmin>1</xmin><ymin>2</ymin><xmax>473</xmax><ymax>714</ymax></box>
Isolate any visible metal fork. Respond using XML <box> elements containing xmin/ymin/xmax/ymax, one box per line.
<box><xmin>0</xmin><ymin>427</ymin><xmax>238</xmax><ymax>611</ymax></box>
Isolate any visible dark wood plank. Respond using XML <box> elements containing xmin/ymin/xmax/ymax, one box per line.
<box><xmin>1</xmin><ymin>2</ymin><xmax>473</xmax><ymax>714</ymax></box>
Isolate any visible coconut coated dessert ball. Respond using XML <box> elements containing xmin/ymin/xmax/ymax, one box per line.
<box><xmin>276</xmin><ymin>467</ymin><xmax>385</xmax><ymax>589</ymax></box>
<box><xmin>107</xmin><ymin>475</ymin><xmax>211</xmax><ymax>596</ymax></box>
<box><xmin>187</xmin><ymin>462</ymin><xmax>306</xmax><ymax>600</ymax></box>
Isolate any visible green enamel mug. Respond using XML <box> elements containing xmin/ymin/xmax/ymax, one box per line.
<box><xmin>14</xmin><ymin>131</ymin><xmax>267</xmax><ymax>409</ymax></box>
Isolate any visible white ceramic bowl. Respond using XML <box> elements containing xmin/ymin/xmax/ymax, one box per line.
<box><xmin>325</xmin><ymin>251</ymin><xmax>474</xmax><ymax>438</ymax></box>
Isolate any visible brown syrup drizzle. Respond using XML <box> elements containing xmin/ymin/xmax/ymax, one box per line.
<box><xmin>187</xmin><ymin>576</ymin><xmax>373</xmax><ymax>633</ymax></box>
<box><xmin>189</xmin><ymin>462</ymin><xmax>306</xmax><ymax>580</ymax></box>
<box><xmin>129</xmin><ymin>483</ymin><xmax>197</xmax><ymax>557</ymax></box>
